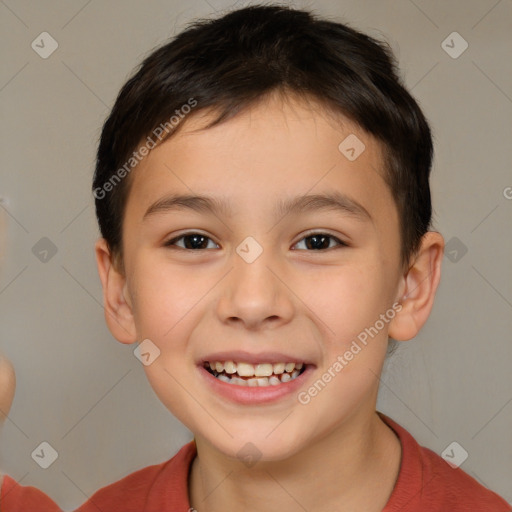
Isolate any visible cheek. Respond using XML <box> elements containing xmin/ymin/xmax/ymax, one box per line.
<box><xmin>301</xmin><ymin>261</ymin><xmax>392</xmax><ymax>347</ymax></box>
<box><xmin>129</xmin><ymin>255</ymin><xmax>208</xmax><ymax>340</ymax></box>
<box><xmin>128</xmin><ymin>255</ymin><xmax>214</xmax><ymax>381</ymax></box>
<box><xmin>127</xmin><ymin>264</ymin><xmax>202</xmax><ymax>415</ymax></box>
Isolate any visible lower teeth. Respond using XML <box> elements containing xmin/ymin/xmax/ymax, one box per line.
<box><xmin>209</xmin><ymin>368</ymin><xmax>302</xmax><ymax>387</ymax></box>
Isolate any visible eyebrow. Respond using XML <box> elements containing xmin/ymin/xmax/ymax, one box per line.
<box><xmin>142</xmin><ymin>191</ymin><xmax>372</xmax><ymax>223</ymax></box>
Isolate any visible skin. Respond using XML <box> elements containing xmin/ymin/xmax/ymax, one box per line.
<box><xmin>95</xmin><ymin>91</ymin><xmax>444</xmax><ymax>511</ymax></box>
<box><xmin>0</xmin><ymin>354</ymin><xmax>16</xmax><ymax>488</ymax></box>
<box><xmin>0</xmin><ymin>356</ymin><xmax>15</xmax><ymax>423</ymax></box>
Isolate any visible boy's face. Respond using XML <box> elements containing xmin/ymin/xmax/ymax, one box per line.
<box><xmin>116</xmin><ymin>94</ymin><xmax>405</xmax><ymax>460</ymax></box>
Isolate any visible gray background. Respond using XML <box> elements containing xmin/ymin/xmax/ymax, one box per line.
<box><xmin>0</xmin><ymin>0</ymin><xmax>511</xmax><ymax>509</ymax></box>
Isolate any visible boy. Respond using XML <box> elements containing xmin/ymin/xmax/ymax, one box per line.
<box><xmin>1</xmin><ymin>5</ymin><xmax>509</xmax><ymax>511</ymax></box>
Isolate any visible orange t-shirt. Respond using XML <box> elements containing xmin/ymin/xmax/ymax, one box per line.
<box><xmin>0</xmin><ymin>476</ymin><xmax>63</xmax><ymax>512</ymax></box>
<box><xmin>1</xmin><ymin>413</ymin><xmax>510</xmax><ymax>511</ymax></box>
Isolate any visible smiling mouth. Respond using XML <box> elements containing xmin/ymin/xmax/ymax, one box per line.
<box><xmin>203</xmin><ymin>360</ymin><xmax>306</xmax><ymax>387</ymax></box>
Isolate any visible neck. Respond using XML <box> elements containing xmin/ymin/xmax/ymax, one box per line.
<box><xmin>189</xmin><ymin>411</ymin><xmax>401</xmax><ymax>512</ymax></box>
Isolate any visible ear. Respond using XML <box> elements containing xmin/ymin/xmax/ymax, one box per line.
<box><xmin>94</xmin><ymin>238</ymin><xmax>137</xmax><ymax>344</ymax></box>
<box><xmin>388</xmin><ymin>231</ymin><xmax>444</xmax><ymax>341</ymax></box>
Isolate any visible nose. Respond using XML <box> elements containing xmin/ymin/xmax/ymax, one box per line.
<box><xmin>216</xmin><ymin>246</ymin><xmax>294</xmax><ymax>331</ymax></box>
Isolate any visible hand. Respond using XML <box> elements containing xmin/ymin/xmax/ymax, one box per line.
<box><xmin>0</xmin><ymin>354</ymin><xmax>15</xmax><ymax>424</ymax></box>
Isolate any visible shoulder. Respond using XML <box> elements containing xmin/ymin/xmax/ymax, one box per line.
<box><xmin>419</xmin><ymin>445</ymin><xmax>510</xmax><ymax>509</ymax></box>
<box><xmin>0</xmin><ymin>474</ymin><xmax>61</xmax><ymax>511</ymax></box>
<box><xmin>379</xmin><ymin>413</ymin><xmax>511</xmax><ymax>512</ymax></box>
<box><xmin>75</xmin><ymin>441</ymin><xmax>196</xmax><ymax>511</ymax></box>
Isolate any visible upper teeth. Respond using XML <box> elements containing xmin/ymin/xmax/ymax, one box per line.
<box><xmin>208</xmin><ymin>361</ymin><xmax>303</xmax><ymax>377</ymax></box>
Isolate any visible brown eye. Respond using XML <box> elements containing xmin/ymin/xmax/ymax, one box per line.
<box><xmin>293</xmin><ymin>233</ymin><xmax>346</xmax><ymax>251</ymax></box>
<box><xmin>165</xmin><ymin>233</ymin><xmax>218</xmax><ymax>250</ymax></box>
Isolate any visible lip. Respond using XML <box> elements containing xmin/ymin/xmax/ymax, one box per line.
<box><xmin>200</xmin><ymin>350</ymin><xmax>310</xmax><ymax>366</ymax></box>
<box><xmin>198</xmin><ymin>362</ymin><xmax>314</xmax><ymax>405</ymax></box>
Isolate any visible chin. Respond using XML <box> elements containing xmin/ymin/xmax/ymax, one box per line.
<box><xmin>200</xmin><ymin>425</ymin><xmax>308</xmax><ymax>464</ymax></box>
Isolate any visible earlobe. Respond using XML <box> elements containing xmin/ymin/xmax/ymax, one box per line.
<box><xmin>388</xmin><ymin>231</ymin><xmax>444</xmax><ymax>341</ymax></box>
<box><xmin>94</xmin><ymin>238</ymin><xmax>137</xmax><ymax>344</ymax></box>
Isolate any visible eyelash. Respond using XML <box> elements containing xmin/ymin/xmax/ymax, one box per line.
<box><xmin>163</xmin><ymin>232</ymin><xmax>348</xmax><ymax>251</ymax></box>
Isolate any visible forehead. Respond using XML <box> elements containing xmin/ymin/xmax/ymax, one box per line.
<box><xmin>124</xmin><ymin>93</ymin><xmax>397</xmax><ymax>233</ymax></box>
